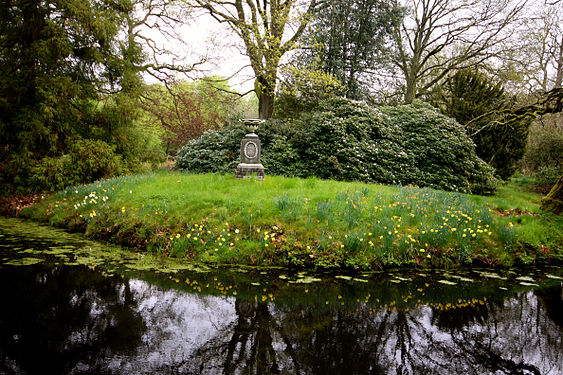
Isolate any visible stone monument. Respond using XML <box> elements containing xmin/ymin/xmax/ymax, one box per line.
<box><xmin>236</xmin><ymin>119</ymin><xmax>265</xmax><ymax>180</ymax></box>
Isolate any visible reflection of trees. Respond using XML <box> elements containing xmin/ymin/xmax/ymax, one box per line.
<box><xmin>423</xmin><ymin>292</ymin><xmax>560</xmax><ymax>375</ymax></box>
<box><xmin>4</xmin><ymin>262</ymin><xmax>561</xmax><ymax>375</ymax></box>
<box><xmin>187</xmin><ymin>299</ymin><xmax>300</xmax><ymax>374</ymax></box>
<box><xmin>0</xmin><ymin>264</ymin><xmax>145</xmax><ymax>374</ymax></box>
<box><xmin>535</xmin><ymin>284</ymin><xmax>563</xmax><ymax>328</ymax></box>
<box><xmin>178</xmin><ymin>286</ymin><xmax>563</xmax><ymax>375</ymax></box>
<box><xmin>188</xmin><ymin>291</ymin><xmax>562</xmax><ymax>375</ymax></box>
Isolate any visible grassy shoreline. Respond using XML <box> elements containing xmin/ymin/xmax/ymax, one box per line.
<box><xmin>12</xmin><ymin>171</ymin><xmax>563</xmax><ymax>271</ymax></box>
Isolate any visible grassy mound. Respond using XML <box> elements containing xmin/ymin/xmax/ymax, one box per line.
<box><xmin>19</xmin><ymin>171</ymin><xmax>562</xmax><ymax>270</ymax></box>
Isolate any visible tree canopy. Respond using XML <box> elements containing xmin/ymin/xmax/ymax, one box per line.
<box><xmin>189</xmin><ymin>0</ymin><xmax>320</xmax><ymax>119</ymax></box>
<box><xmin>0</xmin><ymin>0</ymin><xmax>192</xmax><ymax>192</ymax></box>
<box><xmin>435</xmin><ymin>70</ymin><xmax>532</xmax><ymax>179</ymax></box>
<box><xmin>298</xmin><ymin>0</ymin><xmax>403</xmax><ymax>100</ymax></box>
<box><xmin>390</xmin><ymin>0</ymin><xmax>525</xmax><ymax>103</ymax></box>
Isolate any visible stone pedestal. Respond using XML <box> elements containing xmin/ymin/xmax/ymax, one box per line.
<box><xmin>236</xmin><ymin>119</ymin><xmax>265</xmax><ymax>180</ymax></box>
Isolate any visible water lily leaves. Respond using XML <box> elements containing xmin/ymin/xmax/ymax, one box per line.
<box><xmin>451</xmin><ymin>275</ymin><xmax>474</xmax><ymax>283</ymax></box>
<box><xmin>516</xmin><ymin>276</ymin><xmax>536</xmax><ymax>283</ymax></box>
<box><xmin>395</xmin><ymin>276</ymin><xmax>412</xmax><ymax>282</ymax></box>
<box><xmin>438</xmin><ymin>280</ymin><xmax>457</xmax><ymax>285</ymax></box>
<box><xmin>289</xmin><ymin>276</ymin><xmax>322</xmax><ymax>284</ymax></box>
<box><xmin>335</xmin><ymin>275</ymin><xmax>352</xmax><ymax>281</ymax></box>
<box><xmin>21</xmin><ymin>249</ymin><xmax>41</xmax><ymax>254</ymax></box>
<box><xmin>4</xmin><ymin>257</ymin><xmax>44</xmax><ymax>266</ymax></box>
<box><xmin>352</xmin><ymin>278</ymin><xmax>368</xmax><ymax>283</ymax></box>
<box><xmin>478</xmin><ymin>271</ymin><xmax>507</xmax><ymax>280</ymax></box>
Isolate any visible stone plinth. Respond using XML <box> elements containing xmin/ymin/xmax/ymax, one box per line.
<box><xmin>236</xmin><ymin>132</ymin><xmax>265</xmax><ymax>180</ymax></box>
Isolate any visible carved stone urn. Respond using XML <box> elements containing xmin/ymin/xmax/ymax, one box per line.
<box><xmin>236</xmin><ymin>119</ymin><xmax>265</xmax><ymax>180</ymax></box>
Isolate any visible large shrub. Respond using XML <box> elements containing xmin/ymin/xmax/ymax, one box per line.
<box><xmin>380</xmin><ymin>101</ymin><xmax>498</xmax><ymax>193</ymax></box>
<box><xmin>30</xmin><ymin>139</ymin><xmax>123</xmax><ymax>192</ymax></box>
<box><xmin>177</xmin><ymin>98</ymin><xmax>498</xmax><ymax>194</ymax></box>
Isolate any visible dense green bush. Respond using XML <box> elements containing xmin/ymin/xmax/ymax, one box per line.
<box><xmin>176</xmin><ymin>98</ymin><xmax>498</xmax><ymax>194</ymax></box>
<box><xmin>380</xmin><ymin>101</ymin><xmax>498</xmax><ymax>193</ymax></box>
<box><xmin>31</xmin><ymin>139</ymin><xmax>123</xmax><ymax>192</ymax></box>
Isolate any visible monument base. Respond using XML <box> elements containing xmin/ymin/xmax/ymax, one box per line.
<box><xmin>236</xmin><ymin>163</ymin><xmax>265</xmax><ymax>180</ymax></box>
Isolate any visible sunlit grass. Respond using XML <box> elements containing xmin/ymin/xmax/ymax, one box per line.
<box><xmin>21</xmin><ymin>171</ymin><xmax>563</xmax><ymax>270</ymax></box>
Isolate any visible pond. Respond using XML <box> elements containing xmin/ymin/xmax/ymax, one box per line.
<box><xmin>0</xmin><ymin>217</ymin><xmax>562</xmax><ymax>375</ymax></box>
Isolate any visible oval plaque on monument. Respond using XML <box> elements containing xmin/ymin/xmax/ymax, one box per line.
<box><xmin>244</xmin><ymin>141</ymin><xmax>258</xmax><ymax>159</ymax></box>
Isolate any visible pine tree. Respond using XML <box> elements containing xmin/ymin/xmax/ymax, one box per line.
<box><xmin>0</xmin><ymin>0</ymin><xmax>145</xmax><ymax>192</ymax></box>
<box><xmin>437</xmin><ymin>70</ymin><xmax>531</xmax><ymax>179</ymax></box>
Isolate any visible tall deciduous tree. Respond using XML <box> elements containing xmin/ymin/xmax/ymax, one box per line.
<box><xmin>190</xmin><ymin>0</ymin><xmax>319</xmax><ymax>119</ymax></box>
<box><xmin>299</xmin><ymin>0</ymin><xmax>403</xmax><ymax>100</ymax></box>
<box><xmin>391</xmin><ymin>0</ymin><xmax>525</xmax><ymax>103</ymax></box>
<box><xmin>519</xmin><ymin>2</ymin><xmax>563</xmax><ymax>92</ymax></box>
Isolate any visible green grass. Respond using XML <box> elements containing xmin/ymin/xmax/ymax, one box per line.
<box><xmin>19</xmin><ymin>171</ymin><xmax>563</xmax><ymax>270</ymax></box>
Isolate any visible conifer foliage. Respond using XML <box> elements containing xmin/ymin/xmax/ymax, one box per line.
<box><xmin>437</xmin><ymin>70</ymin><xmax>532</xmax><ymax>179</ymax></box>
<box><xmin>0</xmin><ymin>0</ymin><xmax>149</xmax><ymax>192</ymax></box>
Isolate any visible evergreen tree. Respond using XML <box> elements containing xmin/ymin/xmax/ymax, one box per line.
<box><xmin>437</xmin><ymin>70</ymin><xmax>532</xmax><ymax>179</ymax></box>
<box><xmin>299</xmin><ymin>0</ymin><xmax>403</xmax><ymax>100</ymax></box>
<box><xmin>0</xmin><ymin>0</ymin><xmax>146</xmax><ymax>192</ymax></box>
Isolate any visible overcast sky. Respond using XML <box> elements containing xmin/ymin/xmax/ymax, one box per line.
<box><xmin>142</xmin><ymin>9</ymin><xmax>256</xmax><ymax>94</ymax></box>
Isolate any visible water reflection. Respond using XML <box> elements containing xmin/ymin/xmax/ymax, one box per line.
<box><xmin>0</xmin><ymin>263</ymin><xmax>561</xmax><ymax>374</ymax></box>
<box><xmin>0</xmin><ymin>265</ymin><xmax>145</xmax><ymax>374</ymax></box>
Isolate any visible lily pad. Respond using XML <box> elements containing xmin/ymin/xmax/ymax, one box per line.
<box><xmin>438</xmin><ymin>279</ymin><xmax>457</xmax><ymax>285</ymax></box>
<box><xmin>21</xmin><ymin>249</ymin><xmax>41</xmax><ymax>254</ymax></box>
<box><xmin>451</xmin><ymin>275</ymin><xmax>474</xmax><ymax>282</ymax></box>
<box><xmin>516</xmin><ymin>276</ymin><xmax>535</xmax><ymax>282</ymax></box>
<box><xmin>478</xmin><ymin>272</ymin><xmax>507</xmax><ymax>280</ymax></box>
<box><xmin>519</xmin><ymin>282</ymin><xmax>539</xmax><ymax>287</ymax></box>
<box><xmin>352</xmin><ymin>278</ymin><xmax>368</xmax><ymax>283</ymax></box>
<box><xmin>289</xmin><ymin>276</ymin><xmax>322</xmax><ymax>284</ymax></box>
<box><xmin>335</xmin><ymin>275</ymin><xmax>352</xmax><ymax>281</ymax></box>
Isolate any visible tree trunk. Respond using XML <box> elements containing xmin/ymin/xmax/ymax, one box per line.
<box><xmin>256</xmin><ymin>75</ymin><xmax>275</xmax><ymax>119</ymax></box>
<box><xmin>554</xmin><ymin>35</ymin><xmax>563</xmax><ymax>89</ymax></box>
<box><xmin>404</xmin><ymin>77</ymin><xmax>417</xmax><ymax>104</ymax></box>
<box><xmin>258</xmin><ymin>91</ymin><xmax>275</xmax><ymax>120</ymax></box>
<box><xmin>540</xmin><ymin>175</ymin><xmax>563</xmax><ymax>214</ymax></box>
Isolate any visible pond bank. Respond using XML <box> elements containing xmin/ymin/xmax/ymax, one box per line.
<box><xmin>7</xmin><ymin>171</ymin><xmax>563</xmax><ymax>271</ymax></box>
<box><xmin>1</xmin><ymin>216</ymin><xmax>562</xmax><ymax>374</ymax></box>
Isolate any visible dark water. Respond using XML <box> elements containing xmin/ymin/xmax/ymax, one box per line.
<box><xmin>0</xmin><ymin>218</ymin><xmax>562</xmax><ymax>375</ymax></box>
